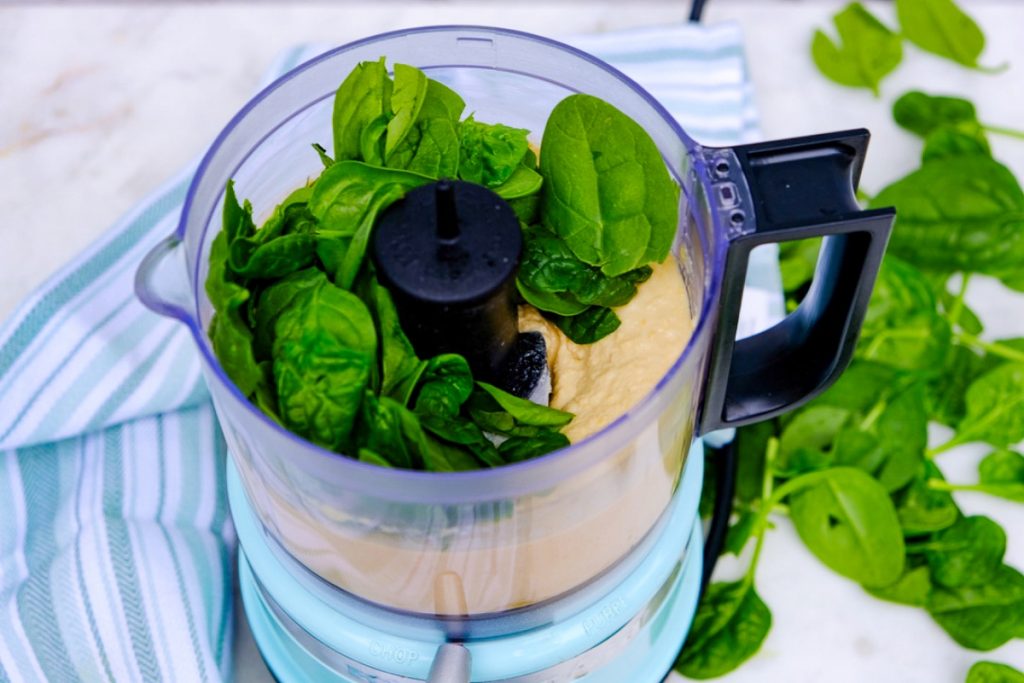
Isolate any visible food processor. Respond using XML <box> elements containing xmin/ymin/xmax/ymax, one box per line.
<box><xmin>135</xmin><ymin>26</ymin><xmax>895</xmax><ymax>683</ymax></box>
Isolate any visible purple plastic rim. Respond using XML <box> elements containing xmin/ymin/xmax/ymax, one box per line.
<box><xmin>170</xmin><ymin>25</ymin><xmax>729</xmax><ymax>503</ymax></box>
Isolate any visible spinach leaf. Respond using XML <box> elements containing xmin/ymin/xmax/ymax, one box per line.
<box><xmin>723</xmin><ymin>509</ymin><xmax>759</xmax><ymax>556</ymax></box>
<box><xmin>414</xmin><ymin>354</ymin><xmax>474</xmax><ymax>419</ymax></box>
<box><xmin>927</xmin><ymin>565</ymin><xmax>1024</xmax><ymax>651</ymax></box>
<box><xmin>735</xmin><ymin>420</ymin><xmax>773</xmax><ymax>505</ymax></box>
<box><xmin>922</xmin><ymin>126</ymin><xmax>992</xmax><ymax>162</ymax></box>
<box><xmin>205</xmin><ymin>182</ymin><xmax>263</xmax><ymax>397</ymax></box>
<box><xmin>869</xmin><ymin>156</ymin><xmax>1024</xmax><ymax>274</ymax></box>
<box><xmin>857</xmin><ymin>257</ymin><xmax>952</xmax><ymax>373</ymax></box>
<box><xmin>420</xmin><ymin>414</ymin><xmax>503</xmax><ymax>468</ymax></box>
<box><xmin>458</xmin><ymin>116</ymin><xmax>531</xmax><ymax>187</ymax></box>
<box><xmin>967</xmin><ymin>661</ymin><xmax>1024</xmax><ymax>683</ymax></box>
<box><xmin>926</xmin><ymin>345</ymin><xmax>985</xmax><ymax>427</ymax></box>
<box><xmin>312</xmin><ymin>143</ymin><xmax>334</xmax><ymax>168</ymax></box>
<box><xmin>252</xmin><ymin>267</ymin><xmax>324</xmax><ymax>360</ymax></box>
<box><xmin>385</xmin><ymin>63</ymin><xmax>428</xmax><ymax>158</ymax></box>
<box><xmin>811</xmin><ymin>3</ymin><xmax>902</xmax><ymax>96</ymax></box>
<box><xmin>954</xmin><ymin>363</ymin><xmax>1024</xmax><ymax>449</ymax></box>
<box><xmin>895</xmin><ymin>0</ymin><xmax>994</xmax><ymax>71</ymax></box>
<box><xmin>272</xmin><ymin>275</ymin><xmax>377</xmax><ymax>451</ymax></box>
<box><xmin>979</xmin><ymin>449</ymin><xmax>1024</xmax><ymax>487</ymax></box>
<box><xmin>308</xmin><ymin>161</ymin><xmax>432</xmax><ymax>288</ymax></box>
<box><xmin>872</xmin><ymin>382</ymin><xmax>928</xmax><ymax>492</ymax></box>
<box><xmin>368</xmin><ymin>280</ymin><xmax>425</xmax><ymax>404</ymax></box>
<box><xmin>777</xmin><ymin>405</ymin><xmax>849</xmax><ymax>476</ymax></box>
<box><xmin>539</xmin><ymin>93</ymin><xmax>678</xmax><ymax>276</ymax></box>
<box><xmin>675</xmin><ymin>580</ymin><xmax>772</xmax><ymax>680</ymax></box>
<box><xmin>332</xmin><ymin>57</ymin><xmax>392</xmax><ymax>162</ymax></box>
<box><xmin>923</xmin><ymin>515</ymin><xmax>1006</xmax><ymax>588</ymax></box>
<box><xmin>787</xmin><ymin>467</ymin><xmax>905</xmax><ymax>587</ymax></box>
<box><xmin>865</xmin><ymin>564</ymin><xmax>932</xmax><ymax>607</ymax></box>
<box><xmin>385</xmin><ymin>78</ymin><xmax>464</xmax><ymax>179</ymax></box>
<box><xmin>811</xmin><ymin>360</ymin><xmax>897</xmax><ymax>413</ymax></box>
<box><xmin>228</xmin><ymin>233</ymin><xmax>317</xmax><ymax>279</ymax></box>
<box><xmin>358</xmin><ymin>448</ymin><xmax>392</xmax><ymax>468</ymax></box>
<box><xmin>550</xmin><ymin>306</ymin><xmax>621</xmax><ymax>345</ymax></box>
<box><xmin>897</xmin><ymin>461</ymin><xmax>960</xmax><ymax>535</ymax></box>
<box><xmin>498</xmin><ymin>431</ymin><xmax>571</xmax><ymax>463</ymax></box>
<box><xmin>893</xmin><ymin>91</ymin><xmax>978</xmax><ymax>138</ymax></box>
<box><xmin>474</xmin><ymin>381</ymin><xmax>573</xmax><ymax>428</ymax></box>
<box><xmin>492</xmin><ymin>164</ymin><xmax>543</xmax><ymax>200</ymax></box>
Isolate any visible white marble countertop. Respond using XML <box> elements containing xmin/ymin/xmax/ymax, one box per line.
<box><xmin>1</xmin><ymin>1</ymin><xmax>1023</xmax><ymax>682</ymax></box>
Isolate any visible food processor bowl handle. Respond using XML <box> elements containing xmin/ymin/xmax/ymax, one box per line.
<box><xmin>698</xmin><ymin>129</ymin><xmax>895</xmax><ymax>433</ymax></box>
<box><xmin>135</xmin><ymin>234</ymin><xmax>193</xmax><ymax>324</ymax></box>
<box><xmin>426</xmin><ymin>643</ymin><xmax>472</xmax><ymax>683</ymax></box>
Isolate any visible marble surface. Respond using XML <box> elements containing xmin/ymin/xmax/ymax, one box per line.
<box><xmin>2</xmin><ymin>1</ymin><xmax>1023</xmax><ymax>682</ymax></box>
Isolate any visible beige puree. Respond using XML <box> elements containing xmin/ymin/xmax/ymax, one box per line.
<box><xmin>236</xmin><ymin>257</ymin><xmax>694</xmax><ymax>615</ymax></box>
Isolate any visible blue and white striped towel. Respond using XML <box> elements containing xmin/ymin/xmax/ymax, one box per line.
<box><xmin>0</xmin><ymin>23</ymin><xmax>773</xmax><ymax>682</ymax></box>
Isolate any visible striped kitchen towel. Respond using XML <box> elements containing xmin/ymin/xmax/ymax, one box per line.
<box><xmin>0</xmin><ymin>23</ymin><xmax>777</xmax><ymax>683</ymax></box>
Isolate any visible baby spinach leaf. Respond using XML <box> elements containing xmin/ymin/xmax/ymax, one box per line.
<box><xmin>458</xmin><ymin>116</ymin><xmax>531</xmax><ymax>188</ymax></box>
<box><xmin>517</xmin><ymin>280</ymin><xmax>590</xmax><ymax>317</ymax></box>
<box><xmin>955</xmin><ymin>362</ymin><xmax>1024</xmax><ymax>449</ymax></box>
<box><xmin>735</xmin><ymin>420</ymin><xmax>773</xmax><ymax>505</ymax></box>
<box><xmin>927</xmin><ymin>345</ymin><xmax>986</xmax><ymax>427</ymax></box>
<box><xmin>385</xmin><ymin>63</ymin><xmax>428</xmax><ymax>159</ymax></box>
<box><xmin>550</xmin><ymin>306</ymin><xmax>621</xmax><ymax>344</ymax></box>
<box><xmin>414</xmin><ymin>354</ymin><xmax>473</xmax><ymax>419</ymax></box>
<box><xmin>492</xmin><ymin>164</ymin><xmax>543</xmax><ymax>200</ymax></box>
<box><xmin>498</xmin><ymin>430</ymin><xmax>571</xmax><ymax>463</ymax></box>
<box><xmin>872</xmin><ymin>382</ymin><xmax>928</xmax><ymax>492</ymax></box>
<box><xmin>811</xmin><ymin>360</ymin><xmax>897</xmax><ymax>413</ymax></box>
<box><xmin>368</xmin><ymin>281</ymin><xmax>425</xmax><ymax>405</ymax></box>
<box><xmin>309</xmin><ymin>161</ymin><xmax>432</xmax><ymax>288</ymax></box>
<box><xmin>332</xmin><ymin>57</ymin><xmax>392</xmax><ymax>162</ymax></box>
<box><xmin>205</xmin><ymin>183</ymin><xmax>263</xmax><ymax>397</ymax></box>
<box><xmin>811</xmin><ymin>3</ymin><xmax>902</xmax><ymax>96</ymax></box>
<box><xmin>358</xmin><ymin>448</ymin><xmax>392</xmax><ymax>468</ymax></box>
<box><xmin>967</xmin><ymin>661</ymin><xmax>1024</xmax><ymax>683</ymax></box>
<box><xmin>474</xmin><ymin>382</ymin><xmax>573</xmax><ymax>428</ymax></box>
<box><xmin>420</xmin><ymin>415</ymin><xmax>503</xmax><ymax>468</ymax></box>
<box><xmin>272</xmin><ymin>276</ymin><xmax>377</xmax><ymax>452</ymax></box>
<box><xmin>385</xmin><ymin>78</ymin><xmax>464</xmax><ymax>179</ymax></box>
<box><xmin>924</xmin><ymin>515</ymin><xmax>1006</xmax><ymax>588</ymax></box>
<box><xmin>869</xmin><ymin>156</ymin><xmax>1024</xmax><ymax>274</ymax></box>
<box><xmin>358</xmin><ymin>391</ymin><xmax>417</xmax><ymax>469</ymax></box>
<box><xmin>866</xmin><ymin>564</ymin><xmax>932</xmax><ymax>607</ymax></box>
<box><xmin>927</xmin><ymin>565</ymin><xmax>1024</xmax><ymax>651</ymax></box>
<box><xmin>777</xmin><ymin>406</ymin><xmax>849</xmax><ymax>476</ymax></box>
<box><xmin>895</xmin><ymin>0</ymin><xmax>994</xmax><ymax>71</ymax></box>
<box><xmin>857</xmin><ymin>257</ymin><xmax>952</xmax><ymax>373</ymax></box>
<box><xmin>539</xmin><ymin>93</ymin><xmax>679</xmax><ymax>276</ymax></box>
<box><xmin>922</xmin><ymin>126</ymin><xmax>992</xmax><ymax>162</ymax></box>
<box><xmin>893</xmin><ymin>91</ymin><xmax>978</xmax><ymax>138</ymax></box>
<box><xmin>252</xmin><ymin>267</ymin><xmax>324</xmax><ymax>360</ymax></box>
<box><xmin>979</xmin><ymin>449</ymin><xmax>1024</xmax><ymax>486</ymax></box>
<box><xmin>833</xmin><ymin>426</ymin><xmax>886</xmax><ymax>474</ymax></box>
<box><xmin>312</xmin><ymin>143</ymin><xmax>334</xmax><ymax>168</ymax></box>
<box><xmin>788</xmin><ymin>467</ymin><xmax>905</xmax><ymax>587</ymax></box>
<box><xmin>723</xmin><ymin>509</ymin><xmax>759</xmax><ymax>556</ymax></box>
<box><xmin>228</xmin><ymin>233</ymin><xmax>317</xmax><ymax>279</ymax></box>
<box><xmin>675</xmin><ymin>580</ymin><xmax>772</xmax><ymax>679</ymax></box>
<box><xmin>897</xmin><ymin>461</ymin><xmax>960</xmax><ymax>535</ymax></box>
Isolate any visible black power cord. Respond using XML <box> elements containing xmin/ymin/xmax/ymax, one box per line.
<box><xmin>689</xmin><ymin>0</ymin><xmax>709</xmax><ymax>23</ymax></box>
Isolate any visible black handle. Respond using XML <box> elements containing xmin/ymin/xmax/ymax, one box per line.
<box><xmin>699</xmin><ymin>129</ymin><xmax>895</xmax><ymax>434</ymax></box>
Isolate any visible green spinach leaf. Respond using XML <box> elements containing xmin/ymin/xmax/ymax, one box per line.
<box><xmin>811</xmin><ymin>3</ymin><xmax>902</xmax><ymax>96</ymax></box>
<box><xmin>414</xmin><ymin>354</ymin><xmax>474</xmax><ymax>419</ymax></box>
<box><xmin>385</xmin><ymin>63</ymin><xmax>428</xmax><ymax>158</ymax></box>
<box><xmin>897</xmin><ymin>461</ymin><xmax>960</xmax><ymax>535</ymax></box>
<box><xmin>272</xmin><ymin>275</ymin><xmax>377</xmax><ymax>451</ymax></box>
<box><xmin>869</xmin><ymin>156</ymin><xmax>1024</xmax><ymax>274</ymax></box>
<box><xmin>539</xmin><ymin>93</ymin><xmax>679</xmax><ymax>276</ymax></box>
<box><xmin>458</xmin><ymin>116</ymin><xmax>531</xmax><ymax>188</ymax></box>
<box><xmin>332</xmin><ymin>57</ymin><xmax>392</xmax><ymax>162</ymax></box>
<box><xmin>385</xmin><ymin>78</ymin><xmax>464</xmax><ymax>178</ymax></box>
<box><xmin>954</xmin><ymin>362</ymin><xmax>1024</xmax><ymax>449</ymax></box>
<box><xmin>788</xmin><ymin>467</ymin><xmax>905</xmax><ymax>587</ymax></box>
<box><xmin>865</xmin><ymin>564</ymin><xmax>932</xmax><ymax>607</ymax></box>
<box><xmin>967</xmin><ymin>661</ymin><xmax>1024</xmax><ymax>683</ymax></box>
<box><xmin>498</xmin><ymin>431</ymin><xmax>571</xmax><ymax>463</ymax></box>
<box><xmin>927</xmin><ymin>564</ymin><xmax>1024</xmax><ymax>651</ymax></box>
<box><xmin>924</xmin><ymin>515</ymin><xmax>1007</xmax><ymax>588</ymax></box>
<box><xmin>474</xmin><ymin>382</ymin><xmax>573</xmax><ymax>428</ymax></box>
<box><xmin>675</xmin><ymin>580</ymin><xmax>772</xmax><ymax>680</ymax></box>
<box><xmin>550</xmin><ymin>306</ymin><xmax>621</xmax><ymax>345</ymax></box>
<box><xmin>895</xmin><ymin>0</ymin><xmax>996</xmax><ymax>71</ymax></box>
<box><xmin>893</xmin><ymin>91</ymin><xmax>978</xmax><ymax>138</ymax></box>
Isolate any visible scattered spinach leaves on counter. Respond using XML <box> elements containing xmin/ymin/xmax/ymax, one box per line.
<box><xmin>681</xmin><ymin>73</ymin><xmax>1024</xmax><ymax>676</ymax></box>
<box><xmin>967</xmin><ymin>661</ymin><xmax>1024</xmax><ymax>683</ymax></box>
<box><xmin>811</xmin><ymin>0</ymin><xmax>1006</xmax><ymax>95</ymax></box>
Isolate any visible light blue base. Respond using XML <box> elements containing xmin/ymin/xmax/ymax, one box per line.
<box><xmin>231</xmin><ymin>443</ymin><xmax>705</xmax><ymax>682</ymax></box>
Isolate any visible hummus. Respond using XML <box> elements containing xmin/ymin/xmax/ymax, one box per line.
<box><xmin>521</xmin><ymin>258</ymin><xmax>693</xmax><ymax>443</ymax></box>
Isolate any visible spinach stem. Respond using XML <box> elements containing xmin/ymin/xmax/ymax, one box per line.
<box><xmin>859</xmin><ymin>398</ymin><xmax>887</xmax><ymax>431</ymax></box>
<box><xmin>983</xmin><ymin>123</ymin><xmax>1024</xmax><ymax>141</ymax></box>
<box><xmin>925</xmin><ymin>437</ymin><xmax>962</xmax><ymax>460</ymax></box>
<box><xmin>957</xmin><ymin>332</ymin><xmax>1024</xmax><ymax>363</ymax></box>
<box><xmin>946</xmin><ymin>273</ymin><xmax>971</xmax><ymax>329</ymax></box>
<box><xmin>927</xmin><ymin>479</ymin><xmax>986</xmax><ymax>495</ymax></box>
<box><xmin>745</xmin><ymin>437</ymin><xmax>779</xmax><ymax>584</ymax></box>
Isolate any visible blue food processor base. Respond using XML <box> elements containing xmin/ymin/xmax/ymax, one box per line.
<box><xmin>231</xmin><ymin>445</ymin><xmax>704</xmax><ymax>683</ymax></box>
